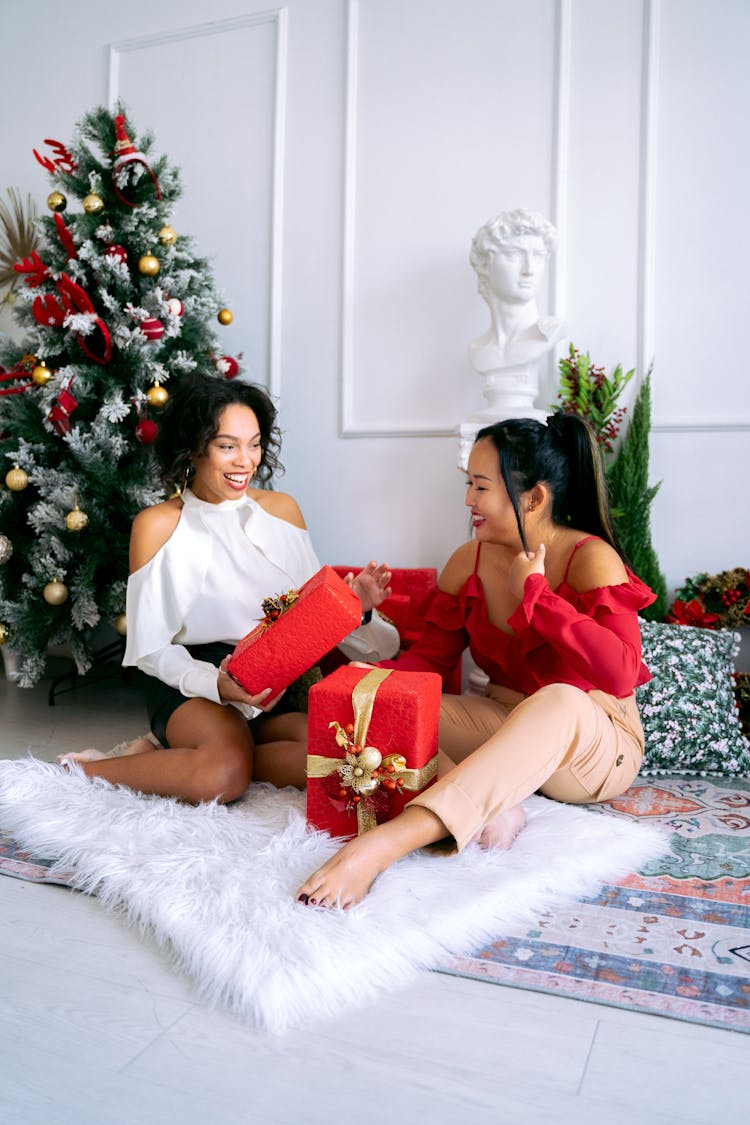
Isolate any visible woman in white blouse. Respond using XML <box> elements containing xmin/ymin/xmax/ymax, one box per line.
<box><xmin>60</xmin><ymin>375</ymin><xmax>397</xmax><ymax>802</ymax></box>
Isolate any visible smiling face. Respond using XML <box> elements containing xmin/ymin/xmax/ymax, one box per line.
<box><xmin>486</xmin><ymin>233</ymin><xmax>548</xmax><ymax>305</ymax></box>
<box><xmin>464</xmin><ymin>438</ymin><xmax>523</xmax><ymax>546</ymax></box>
<box><xmin>190</xmin><ymin>403</ymin><xmax>263</xmax><ymax>504</ymax></box>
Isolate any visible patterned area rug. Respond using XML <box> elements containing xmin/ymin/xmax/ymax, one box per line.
<box><xmin>442</xmin><ymin>776</ymin><xmax>750</xmax><ymax>1033</ymax></box>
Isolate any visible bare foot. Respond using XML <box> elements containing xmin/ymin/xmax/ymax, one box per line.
<box><xmin>57</xmin><ymin>748</ymin><xmax>108</xmax><ymax>766</ymax></box>
<box><xmin>297</xmin><ymin>827</ymin><xmax>407</xmax><ymax>910</ymax></box>
<box><xmin>473</xmin><ymin>804</ymin><xmax>526</xmax><ymax>851</ymax></box>
<box><xmin>57</xmin><ymin>735</ymin><xmax>158</xmax><ymax>768</ymax></box>
<box><xmin>112</xmin><ymin>735</ymin><xmax>160</xmax><ymax>758</ymax></box>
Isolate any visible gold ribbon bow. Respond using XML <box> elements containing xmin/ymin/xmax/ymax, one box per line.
<box><xmin>307</xmin><ymin>668</ymin><xmax>437</xmax><ymax>834</ymax></box>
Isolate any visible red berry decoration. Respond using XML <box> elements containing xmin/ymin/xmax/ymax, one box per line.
<box><xmin>135</xmin><ymin>418</ymin><xmax>158</xmax><ymax>444</ymax></box>
<box><xmin>140</xmin><ymin>317</ymin><xmax>165</xmax><ymax>342</ymax></box>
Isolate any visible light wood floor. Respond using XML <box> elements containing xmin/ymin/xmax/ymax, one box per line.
<box><xmin>0</xmin><ymin>658</ymin><xmax>747</xmax><ymax>1125</ymax></box>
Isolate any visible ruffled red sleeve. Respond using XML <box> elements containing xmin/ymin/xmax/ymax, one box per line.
<box><xmin>507</xmin><ymin>569</ymin><xmax>655</xmax><ymax>696</ymax></box>
<box><xmin>381</xmin><ymin>588</ymin><xmax>470</xmax><ymax>689</ymax></box>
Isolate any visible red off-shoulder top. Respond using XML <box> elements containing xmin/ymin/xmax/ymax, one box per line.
<box><xmin>387</xmin><ymin>538</ymin><xmax>655</xmax><ymax>699</ymax></box>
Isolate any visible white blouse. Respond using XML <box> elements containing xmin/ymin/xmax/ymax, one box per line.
<box><xmin>123</xmin><ymin>488</ymin><xmax>398</xmax><ymax>718</ymax></box>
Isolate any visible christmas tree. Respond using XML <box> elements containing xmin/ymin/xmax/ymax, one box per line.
<box><xmin>0</xmin><ymin>105</ymin><xmax>243</xmax><ymax>687</ymax></box>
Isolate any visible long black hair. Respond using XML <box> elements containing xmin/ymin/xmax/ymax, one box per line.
<box><xmin>474</xmin><ymin>412</ymin><xmax>624</xmax><ymax>560</ymax></box>
<box><xmin>154</xmin><ymin>374</ymin><xmax>284</xmax><ymax>491</ymax></box>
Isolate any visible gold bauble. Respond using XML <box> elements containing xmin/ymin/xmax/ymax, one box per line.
<box><xmin>0</xmin><ymin>623</ymin><xmax>8</xmax><ymax>645</ymax></box>
<box><xmin>138</xmin><ymin>254</ymin><xmax>160</xmax><ymax>277</ymax></box>
<box><xmin>32</xmin><ymin>362</ymin><xmax>52</xmax><ymax>386</ymax></box>
<box><xmin>43</xmin><ymin>580</ymin><xmax>69</xmax><ymax>606</ymax></box>
<box><xmin>47</xmin><ymin>191</ymin><xmax>67</xmax><ymax>213</ymax></box>
<box><xmin>5</xmin><ymin>465</ymin><xmax>29</xmax><ymax>491</ymax></box>
<box><xmin>358</xmin><ymin>746</ymin><xmax>383</xmax><ymax>771</ymax></box>
<box><xmin>0</xmin><ymin>533</ymin><xmax>12</xmax><ymax>564</ymax></box>
<box><xmin>217</xmin><ymin>308</ymin><xmax>233</xmax><ymax>326</ymax></box>
<box><xmin>83</xmin><ymin>193</ymin><xmax>105</xmax><ymax>215</ymax></box>
<box><xmin>146</xmin><ymin>383</ymin><xmax>169</xmax><ymax>408</ymax></box>
<box><xmin>158</xmin><ymin>225</ymin><xmax>177</xmax><ymax>246</ymax></box>
<box><xmin>114</xmin><ymin>613</ymin><xmax>128</xmax><ymax>636</ymax></box>
<box><xmin>65</xmin><ymin>505</ymin><xmax>89</xmax><ymax>532</ymax></box>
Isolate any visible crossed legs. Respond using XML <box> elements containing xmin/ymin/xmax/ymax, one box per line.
<box><xmin>297</xmin><ymin>683</ymin><xmax>642</xmax><ymax>908</ymax></box>
<box><xmin>61</xmin><ymin>698</ymin><xmax>309</xmax><ymax>803</ymax></box>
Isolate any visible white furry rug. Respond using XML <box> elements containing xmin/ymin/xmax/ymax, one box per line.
<box><xmin>0</xmin><ymin>756</ymin><xmax>666</xmax><ymax>1033</ymax></box>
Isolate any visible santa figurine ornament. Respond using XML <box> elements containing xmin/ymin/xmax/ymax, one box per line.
<box><xmin>112</xmin><ymin>115</ymin><xmax>162</xmax><ymax>207</ymax></box>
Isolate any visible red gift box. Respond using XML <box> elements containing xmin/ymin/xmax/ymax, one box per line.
<box><xmin>306</xmin><ymin>665</ymin><xmax>442</xmax><ymax>839</ymax></box>
<box><xmin>331</xmin><ymin>566</ymin><xmax>438</xmax><ymax>648</ymax></box>
<box><xmin>227</xmin><ymin>565</ymin><xmax>362</xmax><ymax>700</ymax></box>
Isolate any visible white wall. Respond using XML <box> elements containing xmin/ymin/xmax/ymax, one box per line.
<box><xmin>1</xmin><ymin>0</ymin><xmax>747</xmax><ymax>593</ymax></box>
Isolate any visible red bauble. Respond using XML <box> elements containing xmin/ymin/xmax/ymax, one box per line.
<box><xmin>217</xmin><ymin>355</ymin><xmax>239</xmax><ymax>380</ymax></box>
<box><xmin>166</xmin><ymin>297</ymin><xmax>184</xmax><ymax>317</ymax></box>
<box><xmin>140</xmin><ymin>317</ymin><xmax>165</xmax><ymax>342</ymax></box>
<box><xmin>106</xmin><ymin>244</ymin><xmax>128</xmax><ymax>264</ymax></box>
<box><xmin>135</xmin><ymin>418</ymin><xmax>158</xmax><ymax>444</ymax></box>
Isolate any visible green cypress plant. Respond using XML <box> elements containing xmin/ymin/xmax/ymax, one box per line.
<box><xmin>605</xmin><ymin>372</ymin><xmax>668</xmax><ymax>620</ymax></box>
<box><xmin>555</xmin><ymin>345</ymin><xmax>667</xmax><ymax>619</ymax></box>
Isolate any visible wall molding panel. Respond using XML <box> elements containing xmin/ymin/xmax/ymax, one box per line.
<box><xmin>108</xmin><ymin>9</ymin><xmax>288</xmax><ymax>398</ymax></box>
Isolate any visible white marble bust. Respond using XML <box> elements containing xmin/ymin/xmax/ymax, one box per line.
<box><xmin>469</xmin><ymin>208</ymin><xmax>565</xmax><ymax>372</ymax></box>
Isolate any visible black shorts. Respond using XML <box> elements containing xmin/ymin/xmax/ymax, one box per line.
<box><xmin>145</xmin><ymin>642</ymin><xmax>234</xmax><ymax>748</ymax></box>
<box><xmin>144</xmin><ymin>642</ymin><xmax>320</xmax><ymax>747</ymax></box>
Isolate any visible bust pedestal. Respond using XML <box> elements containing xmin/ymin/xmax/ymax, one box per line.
<box><xmin>457</xmin><ymin>359</ymin><xmax>547</xmax><ymax>469</ymax></box>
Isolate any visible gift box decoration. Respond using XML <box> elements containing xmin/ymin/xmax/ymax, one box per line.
<box><xmin>306</xmin><ymin>665</ymin><xmax>441</xmax><ymax>838</ymax></box>
<box><xmin>227</xmin><ymin>565</ymin><xmax>362</xmax><ymax>700</ymax></box>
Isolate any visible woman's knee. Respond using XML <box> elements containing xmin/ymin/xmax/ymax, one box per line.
<box><xmin>530</xmin><ymin>682</ymin><xmax>589</xmax><ymax>710</ymax></box>
<box><xmin>194</xmin><ymin>742</ymin><xmax>253</xmax><ymax>803</ymax></box>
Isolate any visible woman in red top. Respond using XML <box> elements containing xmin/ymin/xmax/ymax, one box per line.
<box><xmin>297</xmin><ymin>413</ymin><xmax>655</xmax><ymax>908</ymax></box>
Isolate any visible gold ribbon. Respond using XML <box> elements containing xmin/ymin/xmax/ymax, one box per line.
<box><xmin>307</xmin><ymin>668</ymin><xmax>438</xmax><ymax>834</ymax></box>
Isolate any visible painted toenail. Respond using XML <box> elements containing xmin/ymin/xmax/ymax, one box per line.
<box><xmin>309</xmin><ymin>897</ymin><xmax>317</xmax><ymax>905</ymax></box>
<box><xmin>298</xmin><ymin>893</ymin><xmax>309</xmax><ymax>904</ymax></box>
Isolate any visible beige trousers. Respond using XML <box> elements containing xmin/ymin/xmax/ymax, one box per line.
<box><xmin>409</xmin><ymin>682</ymin><xmax>644</xmax><ymax>851</ymax></box>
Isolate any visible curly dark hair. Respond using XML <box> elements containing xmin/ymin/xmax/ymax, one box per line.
<box><xmin>154</xmin><ymin>374</ymin><xmax>284</xmax><ymax>491</ymax></box>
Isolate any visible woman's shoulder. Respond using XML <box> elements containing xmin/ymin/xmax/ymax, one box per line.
<box><xmin>129</xmin><ymin>496</ymin><xmax>183</xmax><ymax>572</ymax></box>
<box><xmin>562</xmin><ymin>533</ymin><xmax>628</xmax><ymax>593</ymax></box>
<box><xmin>247</xmin><ymin>487</ymin><xmax>307</xmax><ymax>529</ymax></box>
<box><xmin>438</xmin><ymin>541</ymin><xmax>477</xmax><ymax>596</ymax></box>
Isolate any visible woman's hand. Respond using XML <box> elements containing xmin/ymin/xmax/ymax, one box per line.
<box><xmin>508</xmin><ymin>543</ymin><xmax>546</xmax><ymax>599</ymax></box>
<box><xmin>345</xmin><ymin>560</ymin><xmax>392</xmax><ymax>612</ymax></box>
<box><xmin>218</xmin><ymin>658</ymin><xmax>284</xmax><ymax>711</ymax></box>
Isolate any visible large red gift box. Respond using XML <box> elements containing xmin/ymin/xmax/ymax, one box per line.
<box><xmin>227</xmin><ymin>565</ymin><xmax>362</xmax><ymax>700</ymax></box>
<box><xmin>306</xmin><ymin>665</ymin><xmax>442</xmax><ymax>839</ymax></box>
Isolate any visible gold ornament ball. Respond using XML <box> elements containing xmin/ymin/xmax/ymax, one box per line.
<box><xmin>146</xmin><ymin>383</ymin><xmax>169</xmax><ymax>408</ymax></box>
<box><xmin>158</xmin><ymin>225</ymin><xmax>177</xmax><ymax>246</ymax></box>
<box><xmin>43</xmin><ymin>580</ymin><xmax>69</xmax><ymax>606</ymax></box>
<box><xmin>47</xmin><ymin>191</ymin><xmax>67</xmax><ymax>213</ymax></box>
<box><xmin>217</xmin><ymin>308</ymin><xmax>233</xmax><ymax>326</ymax></box>
<box><xmin>83</xmin><ymin>192</ymin><xmax>105</xmax><ymax>215</ymax></box>
<box><xmin>32</xmin><ymin>362</ymin><xmax>52</xmax><ymax>386</ymax></box>
<box><xmin>114</xmin><ymin>613</ymin><xmax>128</xmax><ymax>637</ymax></box>
<box><xmin>65</xmin><ymin>505</ymin><xmax>89</xmax><ymax>532</ymax></box>
<box><xmin>138</xmin><ymin>254</ymin><xmax>160</xmax><ymax>277</ymax></box>
<box><xmin>0</xmin><ymin>623</ymin><xmax>8</xmax><ymax>646</ymax></box>
<box><xmin>5</xmin><ymin>465</ymin><xmax>29</xmax><ymax>491</ymax></box>
<box><xmin>0</xmin><ymin>533</ymin><xmax>12</xmax><ymax>564</ymax></box>
<box><xmin>359</xmin><ymin>746</ymin><xmax>383</xmax><ymax>771</ymax></box>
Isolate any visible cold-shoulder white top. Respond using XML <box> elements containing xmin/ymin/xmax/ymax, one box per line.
<box><xmin>123</xmin><ymin>488</ymin><xmax>398</xmax><ymax>718</ymax></box>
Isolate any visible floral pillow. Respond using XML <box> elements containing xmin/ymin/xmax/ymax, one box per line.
<box><xmin>636</xmin><ymin>622</ymin><xmax>750</xmax><ymax>777</ymax></box>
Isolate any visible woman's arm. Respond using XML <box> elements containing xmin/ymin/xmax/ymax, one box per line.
<box><xmin>508</xmin><ymin>540</ymin><xmax>649</xmax><ymax>695</ymax></box>
<box><xmin>126</xmin><ymin>500</ymin><xmax>275</xmax><ymax>712</ymax></box>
